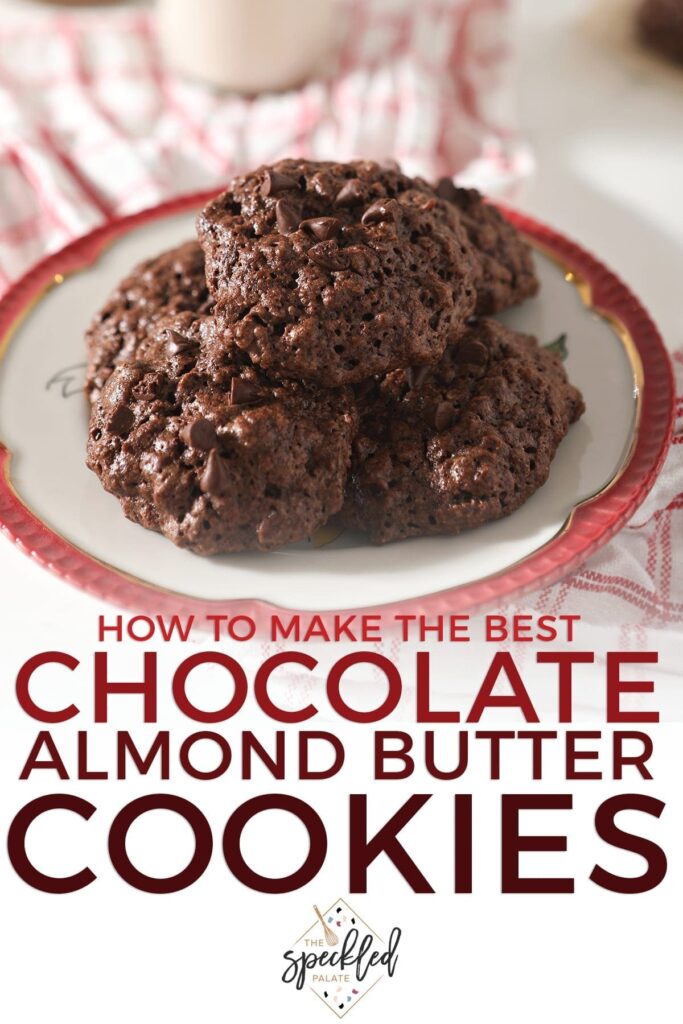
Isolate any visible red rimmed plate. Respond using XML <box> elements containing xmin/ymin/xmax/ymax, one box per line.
<box><xmin>0</xmin><ymin>192</ymin><xmax>674</xmax><ymax>622</ymax></box>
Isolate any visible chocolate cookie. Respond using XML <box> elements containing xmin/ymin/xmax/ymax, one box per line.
<box><xmin>85</xmin><ymin>241</ymin><xmax>210</xmax><ymax>400</ymax></box>
<box><xmin>196</xmin><ymin>159</ymin><xmax>478</xmax><ymax>386</ymax></box>
<box><xmin>86</xmin><ymin>312</ymin><xmax>357</xmax><ymax>554</ymax></box>
<box><xmin>638</xmin><ymin>0</ymin><xmax>683</xmax><ymax>64</ymax></box>
<box><xmin>341</xmin><ymin>319</ymin><xmax>584</xmax><ymax>544</ymax></box>
<box><xmin>435</xmin><ymin>180</ymin><xmax>539</xmax><ymax>315</ymax></box>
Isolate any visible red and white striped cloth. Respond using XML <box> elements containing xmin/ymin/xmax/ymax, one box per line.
<box><xmin>0</xmin><ymin>0</ymin><xmax>521</xmax><ymax>287</ymax></box>
<box><xmin>513</xmin><ymin>357</ymin><xmax>683</xmax><ymax>631</ymax></box>
<box><xmin>0</xmin><ymin>1</ymin><xmax>680</xmax><ymax>639</ymax></box>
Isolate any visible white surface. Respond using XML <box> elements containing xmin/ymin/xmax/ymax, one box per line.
<box><xmin>0</xmin><ymin>210</ymin><xmax>635</xmax><ymax>608</ymax></box>
<box><xmin>514</xmin><ymin>0</ymin><xmax>683</xmax><ymax>356</ymax></box>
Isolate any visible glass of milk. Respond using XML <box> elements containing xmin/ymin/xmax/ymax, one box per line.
<box><xmin>157</xmin><ymin>0</ymin><xmax>336</xmax><ymax>93</ymax></box>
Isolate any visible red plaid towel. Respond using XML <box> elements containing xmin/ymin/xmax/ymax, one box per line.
<box><xmin>512</xmin><ymin>351</ymin><xmax>683</xmax><ymax>631</ymax></box>
<box><xmin>0</xmin><ymin>0</ymin><xmax>521</xmax><ymax>288</ymax></box>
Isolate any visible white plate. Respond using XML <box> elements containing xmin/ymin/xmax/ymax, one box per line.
<box><xmin>0</xmin><ymin>198</ymin><xmax>668</xmax><ymax>614</ymax></box>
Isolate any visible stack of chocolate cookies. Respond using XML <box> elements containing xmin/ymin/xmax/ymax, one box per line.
<box><xmin>85</xmin><ymin>159</ymin><xmax>583</xmax><ymax>555</ymax></box>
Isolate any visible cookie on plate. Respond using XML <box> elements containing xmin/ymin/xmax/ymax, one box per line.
<box><xmin>196</xmin><ymin>159</ymin><xmax>478</xmax><ymax>386</ymax></box>
<box><xmin>85</xmin><ymin>241</ymin><xmax>209</xmax><ymax>400</ymax></box>
<box><xmin>341</xmin><ymin>318</ymin><xmax>584</xmax><ymax>544</ymax></box>
<box><xmin>86</xmin><ymin>311</ymin><xmax>357</xmax><ymax>555</ymax></box>
<box><xmin>435</xmin><ymin>180</ymin><xmax>539</xmax><ymax>315</ymax></box>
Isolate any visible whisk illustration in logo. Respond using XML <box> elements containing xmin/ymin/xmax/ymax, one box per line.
<box><xmin>281</xmin><ymin>898</ymin><xmax>401</xmax><ymax>1017</ymax></box>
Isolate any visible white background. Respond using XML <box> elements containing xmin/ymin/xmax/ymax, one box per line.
<box><xmin>1</xmin><ymin>1</ymin><xmax>682</xmax><ymax>1022</ymax></box>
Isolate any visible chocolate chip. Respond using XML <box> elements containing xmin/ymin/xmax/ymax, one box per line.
<box><xmin>108</xmin><ymin>405</ymin><xmax>134</xmax><ymax>436</ymax></box>
<box><xmin>308</xmin><ymin>171</ymin><xmax>336</xmax><ymax>200</ymax></box>
<box><xmin>334</xmin><ymin>177</ymin><xmax>364</xmax><ymax>207</ymax></box>
<box><xmin>230</xmin><ymin>376</ymin><xmax>263</xmax><ymax>406</ymax></box>
<box><xmin>276</xmin><ymin>198</ymin><xmax>302</xmax><ymax>235</ymax></box>
<box><xmin>466</xmin><ymin>315</ymin><xmax>479</xmax><ymax>327</ymax></box>
<box><xmin>361</xmin><ymin>198</ymin><xmax>399</xmax><ymax>226</ymax></box>
<box><xmin>181</xmin><ymin>417</ymin><xmax>217</xmax><ymax>450</ymax></box>
<box><xmin>435</xmin><ymin>176</ymin><xmax>458</xmax><ymax>202</ymax></box>
<box><xmin>234</xmin><ymin>321</ymin><xmax>256</xmax><ymax>350</ymax></box>
<box><xmin>406</xmin><ymin>365</ymin><xmax>431</xmax><ymax>389</ymax></box>
<box><xmin>307</xmin><ymin>242</ymin><xmax>349</xmax><ymax>271</ymax></box>
<box><xmin>261</xmin><ymin>169</ymin><xmax>299</xmax><ymax>197</ymax></box>
<box><xmin>200</xmin><ymin>449</ymin><xmax>231</xmax><ymax>496</ymax></box>
<box><xmin>454</xmin><ymin>339</ymin><xmax>488</xmax><ymax>366</ymax></box>
<box><xmin>164</xmin><ymin>329</ymin><xmax>198</xmax><ymax>356</ymax></box>
<box><xmin>300</xmin><ymin>216</ymin><xmax>341</xmax><ymax>241</ymax></box>
<box><xmin>433</xmin><ymin>401</ymin><xmax>455</xmax><ymax>432</ymax></box>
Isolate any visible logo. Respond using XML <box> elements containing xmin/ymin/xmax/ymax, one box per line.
<box><xmin>281</xmin><ymin>898</ymin><xmax>401</xmax><ymax>1017</ymax></box>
